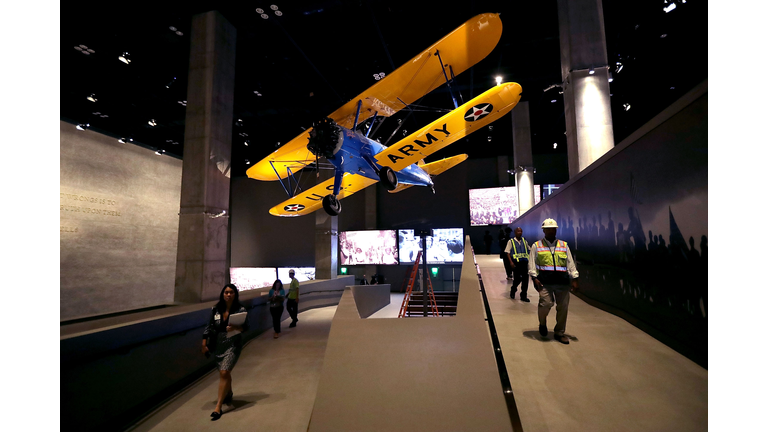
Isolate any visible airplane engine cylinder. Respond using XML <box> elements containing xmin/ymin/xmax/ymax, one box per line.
<box><xmin>308</xmin><ymin>117</ymin><xmax>344</xmax><ymax>159</ymax></box>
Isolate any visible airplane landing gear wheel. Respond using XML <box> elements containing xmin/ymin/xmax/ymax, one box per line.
<box><xmin>322</xmin><ymin>194</ymin><xmax>342</xmax><ymax>216</ymax></box>
<box><xmin>379</xmin><ymin>166</ymin><xmax>398</xmax><ymax>191</ymax></box>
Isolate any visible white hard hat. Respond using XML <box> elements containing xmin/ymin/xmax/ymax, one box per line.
<box><xmin>542</xmin><ymin>218</ymin><xmax>558</xmax><ymax>228</ymax></box>
<box><xmin>289</xmin><ymin>269</ymin><xmax>295</xmax><ymax>274</ymax></box>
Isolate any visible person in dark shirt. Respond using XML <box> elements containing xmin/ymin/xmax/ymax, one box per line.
<box><xmin>202</xmin><ymin>284</ymin><xmax>248</xmax><ymax>420</ymax></box>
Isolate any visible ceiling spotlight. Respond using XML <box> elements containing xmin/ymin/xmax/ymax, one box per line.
<box><xmin>254</xmin><ymin>90</ymin><xmax>262</xmax><ymax>96</ymax></box>
<box><xmin>487</xmin><ymin>136</ymin><xmax>492</xmax><ymax>142</ymax></box>
<box><xmin>87</xmin><ymin>94</ymin><xmax>97</xmax><ymax>102</ymax></box>
<box><xmin>169</xmin><ymin>26</ymin><xmax>177</xmax><ymax>31</ymax></box>
<box><xmin>175</xmin><ymin>31</ymin><xmax>183</xmax><ymax>36</ymax></box>
<box><xmin>663</xmin><ymin>3</ymin><xmax>677</xmax><ymax>13</ymax></box>
<box><xmin>670</xmin><ymin>86</ymin><xmax>675</xmax><ymax>90</ymax></box>
<box><xmin>553</xmin><ymin>143</ymin><xmax>558</xmax><ymax>149</ymax></box>
<box><xmin>119</xmin><ymin>52</ymin><xmax>131</xmax><ymax>64</ymax></box>
<box><xmin>76</xmin><ymin>123</ymin><xmax>90</xmax><ymax>131</ymax></box>
<box><xmin>244</xmin><ymin>140</ymin><xmax>250</xmax><ymax>146</ymax></box>
<box><xmin>623</xmin><ymin>103</ymin><xmax>631</xmax><ymax>111</ymax></box>
<box><xmin>608</xmin><ymin>73</ymin><xmax>614</xmax><ymax>83</ymax></box>
<box><xmin>86</xmin><ymin>48</ymin><xmax>95</xmax><ymax>54</ymax></box>
<box><xmin>256</xmin><ymin>8</ymin><xmax>264</xmax><ymax>13</ymax></box>
<box><xmin>261</xmin><ymin>13</ymin><xmax>269</xmax><ymax>19</ymax></box>
<box><xmin>118</xmin><ymin>138</ymin><xmax>125</xmax><ymax>143</ymax></box>
<box><xmin>275</xmin><ymin>11</ymin><xmax>283</xmax><ymax>16</ymax></box>
<box><xmin>588</xmin><ymin>67</ymin><xmax>595</xmax><ymax>75</ymax></box>
<box><xmin>235</xmin><ymin>119</ymin><xmax>244</xmax><ymax>126</ymax></box>
<box><xmin>402</xmin><ymin>130</ymin><xmax>408</xmax><ymax>136</ymax></box>
<box><xmin>495</xmin><ymin>76</ymin><xmax>502</xmax><ymax>86</ymax></box>
<box><xmin>155</xmin><ymin>148</ymin><xmax>166</xmax><ymax>156</ymax></box>
<box><xmin>488</xmin><ymin>126</ymin><xmax>493</xmax><ymax>131</ymax></box>
<box><xmin>615</xmin><ymin>62</ymin><xmax>623</xmax><ymax>73</ymax></box>
<box><xmin>166</xmin><ymin>77</ymin><xmax>176</xmax><ymax>88</ymax></box>
<box><xmin>270</xmin><ymin>5</ymin><xmax>279</xmax><ymax>10</ymax></box>
<box><xmin>660</xmin><ymin>34</ymin><xmax>667</xmax><ymax>38</ymax></box>
<box><xmin>551</xmin><ymin>99</ymin><xmax>557</xmax><ymax>103</ymax></box>
<box><xmin>245</xmin><ymin>159</ymin><xmax>251</xmax><ymax>165</ymax></box>
<box><xmin>148</xmin><ymin>119</ymin><xmax>157</xmax><ymax>126</ymax></box>
<box><xmin>74</xmin><ymin>46</ymin><xmax>82</xmax><ymax>51</ymax></box>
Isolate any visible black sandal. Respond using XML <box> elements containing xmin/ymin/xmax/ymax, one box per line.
<box><xmin>211</xmin><ymin>410</ymin><xmax>222</xmax><ymax>420</ymax></box>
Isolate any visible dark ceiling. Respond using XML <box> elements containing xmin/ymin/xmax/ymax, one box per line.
<box><xmin>60</xmin><ymin>0</ymin><xmax>707</xmax><ymax>179</ymax></box>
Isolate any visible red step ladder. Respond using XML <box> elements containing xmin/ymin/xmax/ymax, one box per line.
<box><xmin>398</xmin><ymin>251</ymin><xmax>439</xmax><ymax>317</ymax></box>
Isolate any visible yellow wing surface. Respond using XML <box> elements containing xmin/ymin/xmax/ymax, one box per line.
<box><xmin>269</xmin><ymin>173</ymin><xmax>377</xmax><ymax>217</ymax></box>
<box><xmin>374</xmin><ymin>82</ymin><xmax>522</xmax><ymax>170</ymax></box>
<box><xmin>388</xmin><ymin>154</ymin><xmax>469</xmax><ymax>193</ymax></box>
<box><xmin>246</xmin><ymin>13</ymin><xmax>502</xmax><ymax>182</ymax></box>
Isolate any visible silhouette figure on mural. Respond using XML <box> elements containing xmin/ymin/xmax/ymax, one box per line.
<box><xmin>648</xmin><ymin>230</ymin><xmax>657</xmax><ymax>253</ymax></box>
<box><xmin>484</xmin><ymin>230</ymin><xmax>493</xmax><ymax>255</ymax></box>
<box><xmin>627</xmin><ymin>207</ymin><xmax>647</xmax><ymax>257</ymax></box>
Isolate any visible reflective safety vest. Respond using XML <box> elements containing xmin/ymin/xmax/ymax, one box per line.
<box><xmin>510</xmin><ymin>238</ymin><xmax>529</xmax><ymax>262</ymax></box>
<box><xmin>534</xmin><ymin>239</ymin><xmax>569</xmax><ymax>273</ymax></box>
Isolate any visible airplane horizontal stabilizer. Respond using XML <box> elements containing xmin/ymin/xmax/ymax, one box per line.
<box><xmin>388</xmin><ymin>154</ymin><xmax>468</xmax><ymax>194</ymax></box>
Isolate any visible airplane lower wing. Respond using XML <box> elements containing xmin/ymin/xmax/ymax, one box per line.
<box><xmin>269</xmin><ymin>173</ymin><xmax>377</xmax><ymax>217</ymax></box>
<box><xmin>388</xmin><ymin>154</ymin><xmax>468</xmax><ymax>193</ymax></box>
<box><xmin>373</xmin><ymin>82</ymin><xmax>522</xmax><ymax>170</ymax></box>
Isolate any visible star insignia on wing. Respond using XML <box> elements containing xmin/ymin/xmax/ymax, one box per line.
<box><xmin>464</xmin><ymin>103</ymin><xmax>494</xmax><ymax>122</ymax></box>
<box><xmin>284</xmin><ymin>204</ymin><xmax>305</xmax><ymax>212</ymax></box>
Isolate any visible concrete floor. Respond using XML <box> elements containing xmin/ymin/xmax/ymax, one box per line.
<box><xmin>475</xmin><ymin>255</ymin><xmax>708</xmax><ymax>432</ymax></box>
<box><xmin>128</xmin><ymin>258</ymin><xmax>707</xmax><ymax>432</ymax></box>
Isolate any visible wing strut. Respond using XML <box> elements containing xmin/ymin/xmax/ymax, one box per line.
<box><xmin>269</xmin><ymin>161</ymin><xmax>303</xmax><ymax>198</ymax></box>
<box><xmin>353</xmin><ymin>99</ymin><xmax>363</xmax><ymax>130</ymax></box>
<box><xmin>434</xmin><ymin>49</ymin><xmax>459</xmax><ymax>109</ymax></box>
<box><xmin>366</xmin><ymin>111</ymin><xmax>379</xmax><ymax>137</ymax></box>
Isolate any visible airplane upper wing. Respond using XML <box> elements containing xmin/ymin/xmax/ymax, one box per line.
<box><xmin>269</xmin><ymin>173</ymin><xmax>377</xmax><ymax>217</ymax></box>
<box><xmin>327</xmin><ymin>13</ymin><xmax>503</xmax><ymax>129</ymax></box>
<box><xmin>246</xmin><ymin>13</ymin><xmax>502</xmax><ymax>182</ymax></box>
<box><xmin>374</xmin><ymin>82</ymin><xmax>522</xmax><ymax>170</ymax></box>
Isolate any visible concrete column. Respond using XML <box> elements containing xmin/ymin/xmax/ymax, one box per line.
<box><xmin>557</xmin><ymin>0</ymin><xmax>615</xmax><ymax>178</ymax></box>
<box><xmin>364</xmin><ymin>186</ymin><xmax>377</xmax><ymax>282</ymax></box>
<box><xmin>174</xmin><ymin>11</ymin><xmax>236</xmax><ymax>304</ymax></box>
<box><xmin>511</xmin><ymin>101</ymin><xmax>535</xmax><ymax>214</ymax></box>
<box><xmin>315</xmin><ymin>169</ymin><xmax>338</xmax><ymax>280</ymax></box>
<box><xmin>497</xmin><ymin>156</ymin><xmax>509</xmax><ymax>187</ymax></box>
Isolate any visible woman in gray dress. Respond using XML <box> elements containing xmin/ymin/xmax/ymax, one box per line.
<box><xmin>202</xmin><ymin>284</ymin><xmax>249</xmax><ymax>420</ymax></box>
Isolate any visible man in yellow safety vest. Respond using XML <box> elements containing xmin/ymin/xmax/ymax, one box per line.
<box><xmin>528</xmin><ymin>218</ymin><xmax>580</xmax><ymax>344</ymax></box>
<box><xmin>504</xmin><ymin>227</ymin><xmax>531</xmax><ymax>302</ymax></box>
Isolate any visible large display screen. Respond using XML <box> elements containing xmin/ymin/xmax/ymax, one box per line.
<box><xmin>468</xmin><ymin>186</ymin><xmax>541</xmax><ymax>226</ymax></box>
<box><xmin>339</xmin><ymin>230</ymin><xmax>398</xmax><ymax>265</ymax></box>
<box><xmin>398</xmin><ymin>228</ymin><xmax>464</xmax><ymax>264</ymax></box>
<box><xmin>278</xmin><ymin>267</ymin><xmax>315</xmax><ymax>284</ymax></box>
<box><xmin>229</xmin><ymin>267</ymin><xmax>277</xmax><ymax>292</ymax></box>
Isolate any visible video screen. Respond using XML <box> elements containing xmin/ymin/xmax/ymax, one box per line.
<box><xmin>468</xmin><ymin>186</ymin><xmax>541</xmax><ymax>226</ymax></box>
<box><xmin>426</xmin><ymin>228</ymin><xmax>464</xmax><ymax>264</ymax></box>
<box><xmin>398</xmin><ymin>230</ymin><xmax>424</xmax><ymax>263</ymax></box>
<box><xmin>398</xmin><ymin>229</ymin><xmax>464</xmax><ymax>264</ymax></box>
<box><xmin>339</xmin><ymin>230</ymin><xmax>398</xmax><ymax>265</ymax></box>
<box><xmin>278</xmin><ymin>267</ymin><xmax>315</xmax><ymax>284</ymax></box>
<box><xmin>229</xmin><ymin>267</ymin><xmax>277</xmax><ymax>292</ymax></box>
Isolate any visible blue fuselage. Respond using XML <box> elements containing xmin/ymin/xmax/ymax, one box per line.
<box><xmin>327</xmin><ymin>127</ymin><xmax>433</xmax><ymax>187</ymax></box>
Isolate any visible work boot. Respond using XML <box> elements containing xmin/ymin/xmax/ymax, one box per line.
<box><xmin>539</xmin><ymin>325</ymin><xmax>548</xmax><ymax>337</ymax></box>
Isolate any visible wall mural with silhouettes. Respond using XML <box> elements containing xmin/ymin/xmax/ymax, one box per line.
<box><xmin>513</xmin><ymin>89</ymin><xmax>707</xmax><ymax>367</ymax></box>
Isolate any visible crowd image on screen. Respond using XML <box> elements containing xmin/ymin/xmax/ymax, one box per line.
<box><xmin>469</xmin><ymin>187</ymin><xmax>518</xmax><ymax>226</ymax></box>
<box><xmin>339</xmin><ymin>230</ymin><xmax>398</xmax><ymax>265</ymax></box>
<box><xmin>469</xmin><ymin>186</ymin><xmax>542</xmax><ymax>226</ymax></box>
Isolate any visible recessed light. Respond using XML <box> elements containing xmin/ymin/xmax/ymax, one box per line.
<box><xmin>79</xmin><ymin>44</ymin><xmax>87</xmax><ymax>49</ymax></box>
<box><xmin>87</xmin><ymin>94</ymin><xmax>97</xmax><ymax>102</ymax></box>
<box><xmin>551</xmin><ymin>99</ymin><xmax>556</xmax><ymax>103</ymax></box>
<box><xmin>660</xmin><ymin>34</ymin><xmax>667</xmax><ymax>38</ymax></box>
<box><xmin>87</xmin><ymin>48</ymin><xmax>95</xmax><ymax>53</ymax></box>
<box><xmin>175</xmin><ymin>31</ymin><xmax>183</xmax><ymax>36</ymax></box>
<box><xmin>119</xmin><ymin>52</ymin><xmax>131</xmax><ymax>64</ymax></box>
<box><xmin>169</xmin><ymin>26</ymin><xmax>177</xmax><ymax>31</ymax></box>
<box><xmin>270</xmin><ymin>5</ymin><xmax>279</xmax><ymax>10</ymax></box>
<box><xmin>148</xmin><ymin>119</ymin><xmax>157</xmax><ymax>126</ymax></box>
<box><xmin>261</xmin><ymin>13</ymin><xmax>269</xmax><ymax>19</ymax></box>
<box><xmin>275</xmin><ymin>11</ymin><xmax>283</xmax><ymax>16</ymax></box>
<box><xmin>74</xmin><ymin>46</ymin><xmax>83</xmax><ymax>51</ymax></box>
<box><xmin>256</xmin><ymin>8</ymin><xmax>264</xmax><ymax>13</ymax></box>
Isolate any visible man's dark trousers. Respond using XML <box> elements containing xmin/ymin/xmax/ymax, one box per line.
<box><xmin>511</xmin><ymin>262</ymin><xmax>529</xmax><ymax>300</ymax></box>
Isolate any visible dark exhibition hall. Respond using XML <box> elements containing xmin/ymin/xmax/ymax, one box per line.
<box><xmin>31</xmin><ymin>0</ymin><xmax>744</xmax><ymax>430</ymax></box>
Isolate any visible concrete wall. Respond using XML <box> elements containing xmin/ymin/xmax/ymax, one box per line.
<box><xmin>60</xmin><ymin>121</ymin><xmax>182</xmax><ymax>320</ymax></box>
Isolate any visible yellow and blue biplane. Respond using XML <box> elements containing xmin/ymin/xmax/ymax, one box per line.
<box><xmin>246</xmin><ymin>13</ymin><xmax>522</xmax><ymax>217</ymax></box>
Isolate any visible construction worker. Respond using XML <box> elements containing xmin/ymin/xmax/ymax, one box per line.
<box><xmin>529</xmin><ymin>218</ymin><xmax>579</xmax><ymax>344</ymax></box>
<box><xmin>504</xmin><ymin>227</ymin><xmax>530</xmax><ymax>302</ymax></box>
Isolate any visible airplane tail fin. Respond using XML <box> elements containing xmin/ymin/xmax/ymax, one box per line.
<box><xmin>388</xmin><ymin>154</ymin><xmax>468</xmax><ymax>193</ymax></box>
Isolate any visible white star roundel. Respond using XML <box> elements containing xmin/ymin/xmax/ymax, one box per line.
<box><xmin>284</xmin><ymin>204</ymin><xmax>305</xmax><ymax>212</ymax></box>
<box><xmin>464</xmin><ymin>103</ymin><xmax>494</xmax><ymax>122</ymax></box>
